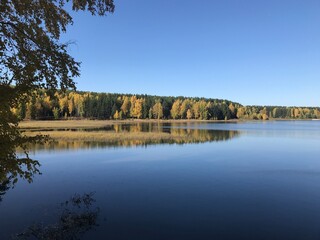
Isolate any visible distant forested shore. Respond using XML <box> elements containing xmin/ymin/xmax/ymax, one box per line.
<box><xmin>11</xmin><ymin>90</ymin><xmax>320</xmax><ymax>121</ymax></box>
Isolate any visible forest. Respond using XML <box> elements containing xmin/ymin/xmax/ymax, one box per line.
<box><xmin>11</xmin><ymin>90</ymin><xmax>320</xmax><ymax>121</ymax></box>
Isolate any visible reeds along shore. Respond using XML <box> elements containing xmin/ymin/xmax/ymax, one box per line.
<box><xmin>21</xmin><ymin>121</ymin><xmax>240</xmax><ymax>149</ymax></box>
<box><xmin>18</xmin><ymin>119</ymin><xmax>238</xmax><ymax>130</ymax></box>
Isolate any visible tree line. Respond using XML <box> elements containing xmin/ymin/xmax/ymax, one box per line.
<box><xmin>12</xmin><ymin>90</ymin><xmax>320</xmax><ymax>121</ymax></box>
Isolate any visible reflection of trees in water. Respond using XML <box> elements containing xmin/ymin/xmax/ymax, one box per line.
<box><xmin>0</xmin><ymin>104</ymin><xmax>100</xmax><ymax>238</ymax></box>
<box><xmin>0</xmin><ymin>176</ymin><xmax>12</xmax><ymax>202</ymax></box>
<box><xmin>13</xmin><ymin>193</ymin><xmax>99</xmax><ymax>240</ymax></box>
<box><xmin>0</xmin><ymin>104</ymin><xmax>47</xmax><ymax>202</ymax></box>
<box><xmin>169</xmin><ymin>128</ymin><xmax>239</xmax><ymax>142</ymax></box>
<box><xmin>0</xmin><ymin>131</ymin><xmax>45</xmax><ymax>202</ymax></box>
<box><xmin>26</xmin><ymin>127</ymin><xmax>240</xmax><ymax>151</ymax></box>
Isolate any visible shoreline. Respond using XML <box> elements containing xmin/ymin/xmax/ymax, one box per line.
<box><xmin>19</xmin><ymin>119</ymin><xmax>239</xmax><ymax>129</ymax></box>
<box><xmin>18</xmin><ymin>118</ymin><xmax>317</xmax><ymax>130</ymax></box>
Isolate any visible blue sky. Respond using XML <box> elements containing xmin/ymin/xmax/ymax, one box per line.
<box><xmin>61</xmin><ymin>0</ymin><xmax>320</xmax><ymax>106</ymax></box>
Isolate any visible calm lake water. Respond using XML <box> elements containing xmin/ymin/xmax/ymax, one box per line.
<box><xmin>1</xmin><ymin>121</ymin><xmax>320</xmax><ymax>239</ymax></box>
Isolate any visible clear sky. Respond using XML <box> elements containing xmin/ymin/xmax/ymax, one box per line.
<box><xmin>61</xmin><ymin>0</ymin><xmax>320</xmax><ymax>106</ymax></box>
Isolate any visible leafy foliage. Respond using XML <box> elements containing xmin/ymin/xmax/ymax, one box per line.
<box><xmin>14</xmin><ymin>90</ymin><xmax>242</xmax><ymax>120</ymax></box>
<box><xmin>14</xmin><ymin>90</ymin><xmax>320</xmax><ymax>121</ymax></box>
<box><xmin>0</xmin><ymin>87</ymin><xmax>49</xmax><ymax>202</ymax></box>
<box><xmin>0</xmin><ymin>0</ymin><xmax>114</xmax><ymax>94</ymax></box>
<box><xmin>0</xmin><ymin>0</ymin><xmax>114</xmax><ymax>201</ymax></box>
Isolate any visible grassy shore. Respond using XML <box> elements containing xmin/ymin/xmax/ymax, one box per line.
<box><xmin>19</xmin><ymin>119</ymin><xmax>239</xmax><ymax>129</ymax></box>
<box><xmin>19</xmin><ymin>118</ymin><xmax>312</xmax><ymax>130</ymax></box>
<box><xmin>20</xmin><ymin>120</ymin><xmax>239</xmax><ymax>144</ymax></box>
<box><xmin>25</xmin><ymin>131</ymin><xmax>192</xmax><ymax>142</ymax></box>
<box><xmin>19</xmin><ymin>120</ymin><xmax>121</xmax><ymax>129</ymax></box>
<box><xmin>19</xmin><ymin>118</ymin><xmax>310</xmax><ymax>132</ymax></box>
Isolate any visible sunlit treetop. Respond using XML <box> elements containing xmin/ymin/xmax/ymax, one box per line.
<box><xmin>0</xmin><ymin>0</ymin><xmax>114</xmax><ymax>99</ymax></box>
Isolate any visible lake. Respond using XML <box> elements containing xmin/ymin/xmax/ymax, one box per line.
<box><xmin>1</xmin><ymin>121</ymin><xmax>320</xmax><ymax>239</ymax></box>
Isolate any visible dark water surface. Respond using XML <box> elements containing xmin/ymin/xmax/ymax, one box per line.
<box><xmin>1</xmin><ymin>121</ymin><xmax>320</xmax><ymax>239</ymax></box>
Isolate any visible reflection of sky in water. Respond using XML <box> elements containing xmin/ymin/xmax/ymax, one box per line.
<box><xmin>25</xmin><ymin>121</ymin><xmax>320</xmax><ymax>153</ymax></box>
<box><xmin>2</xmin><ymin>121</ymin><xmax>320</xmax><ymax>240</ymax></box>
<box><xmin>167</xmin><ymin>121</ymin><xmax>320</xmax><ymax>139</ymax></box>
<box><xmin>167</xmin><ymin>120</ymin><xmax>320</xmax><ymax>131</ymax></box>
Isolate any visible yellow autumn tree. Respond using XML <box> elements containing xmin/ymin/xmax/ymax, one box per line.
<box><xmin>121</xmin><ymin>96</ymin><xmax>131</xmax><ymax>118</ymax></box>
<box><xmin>294</xmin><ymin>108</ymin><xmax>300</xmax><ymax>118</ymax></box>
<box><xmin>180</xmin><ymin>99</ymin><xmax>191</xmax><ymax>119</ymax></box>
<box><xmin>198</xmin><ymin>100</ymin><xmax>208</xmax><ymax>120</ymax></box>
<box><xmin>59</xmin><ymin>95</ymin><xmax>69</xmax><ymax>117</ymax></box>
<box><xmin>129</xmin><ymin>96</ymin><xmax>137</xmax><ymax>118</ymax></box>
<box><xmin>131</xmin><ymin>97</ymin><xmax>144</xmax><ymax>119</ymax></box>
<box><xmin>228</xmin><ymin>103</ymin><xmax>235</xmax><ymax>116</ymax></box>
<box><xmin>171</xmin><ymin>99</ymin><xmax>181</xmax><ymax>119</ymax></box>
<box><xmin>68</xmin><ymin>94</ymin><xmax>75</xmax><ymax>116</ymax></box>
<box><xmin>152</xmin><ymin>101</ymin><xmax>163</xmax><ymax>120</ymax></box>
<box><xmin>192</xmin><ymin>101</ymin><xmax>200</xmax><ymax>119</ymax></box>
<box><xmin>73</xmin><ymin>93</ymin><xmax>84</xmax><ymax>117</ymax></box>
<box><xmin>186</xmin><ymin>109</ymin><xmax>193</xmax><ymax>120</ymax></box>
<box><xmin>236</xmin><ymin>107</ymin><xmax>246</xmax><ymax>119</ymax></box>
<box><xmin>114</xmin><ymin>110</ymin><xmax>120</xmax><ymax>120</ymax></box>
